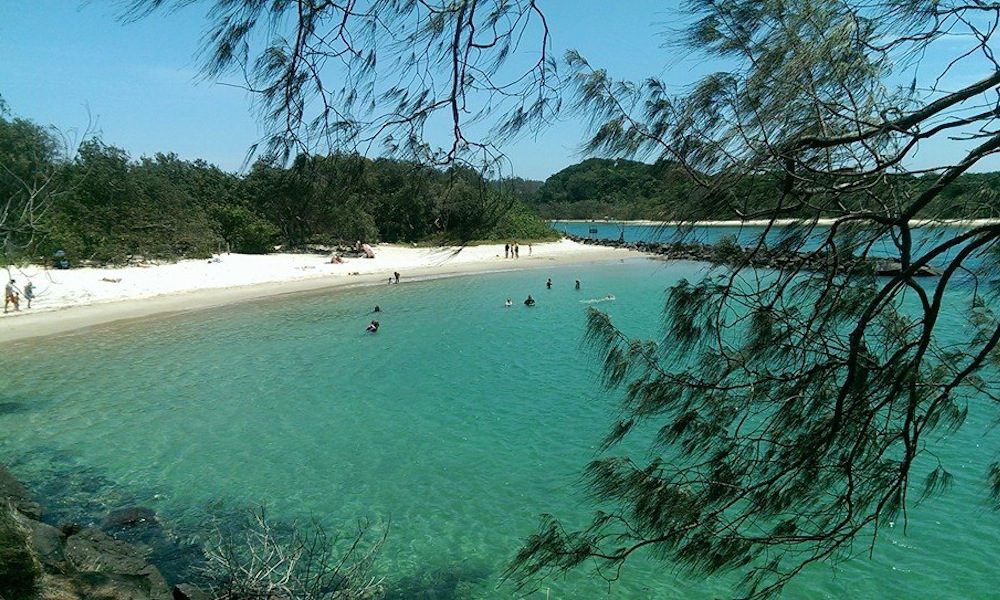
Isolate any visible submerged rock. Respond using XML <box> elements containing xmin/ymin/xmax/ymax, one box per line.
<box><xmin>172</xmin><ymin>583</ymin><xmax>211</xmax><ymax>600</ymax></box>
<box><xmin>65</xmin><ymin>527</ymin><xmax>171</xmax><ymax>599</ymax></box>
<box><xmin>0</xmin><ymin>462</ymin><xmax>42</xmax><ymax>519</ymax></box>
<box><xmin>0</xmin><ymin>465</ymin><xmax>182</xmax><ymax>600</ymax></box>
<box><xmin>104</xmin><ymin>506</ymin><xmax>158</xmax><ymax>529</ymax></box>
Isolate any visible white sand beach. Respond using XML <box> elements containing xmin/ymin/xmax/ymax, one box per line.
<box><xmin>1</xmin><ymin>239</ymin><xmax>634</xmax><ymax>342</ymax></box>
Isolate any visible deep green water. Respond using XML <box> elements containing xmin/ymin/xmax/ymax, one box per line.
<box><xmin>1</xmin><ymin>257</ymin><xmax>998</xmax><ymax>598</ymax></box>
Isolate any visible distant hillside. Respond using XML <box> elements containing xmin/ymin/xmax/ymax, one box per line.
<box><xmin>525</xmin><ymin>158</ymin><xmax>1000</xmax><ymax>221</ymax></box>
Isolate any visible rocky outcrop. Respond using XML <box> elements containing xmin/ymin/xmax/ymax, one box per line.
<box><xmin>568</xmin><ymin>235</ymin><xmax>942</xmax><ymax>276</ymax></box>
<box><xmin>0</xmin><ymin>499</ymin><xmax>42</xmax><ymax>599</ymax></box>
<box><xmin>0</xmin><ymin>463</ymin><xmax>207</xmax><ymax>600</ymax></box>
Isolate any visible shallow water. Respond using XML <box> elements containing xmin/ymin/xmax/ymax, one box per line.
<box><xmin>1</xmin><ymin>257</ymin><xmax>998</xmax><ymax>599</ymax></box>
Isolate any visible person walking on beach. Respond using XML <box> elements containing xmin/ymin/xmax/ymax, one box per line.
<box><xmin>4</xmin><ymin>279</ymin><xmax>19</xmax><ymax>313</ymax></box>
<box><xmin>23</xmin><ymin>281</ymin><xmax>34</xmax><ymax>308</ymax></box>
<box><xmin>505</xmin><ymin>243</ymin><xmax>510</xmax><ymax>259</ymax></box>
<box><xmin>394</xmin><ymin>271</ymin><xmax>400</xmax><ymax>284</ymax></box>
<box><xmin>514</xmin><ymin>242</ymin><xmax>519</xmax><ymax>258</ymax></box>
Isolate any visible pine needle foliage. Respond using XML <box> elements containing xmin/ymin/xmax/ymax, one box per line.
<box><xmin>507</xmin><ymin>1</ymin><xmax>1000</xmax><ymax>598</ymax></box>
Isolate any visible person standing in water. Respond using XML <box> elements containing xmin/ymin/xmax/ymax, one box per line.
<box><xmin>524</xmin><ymin>295</ymin><xmax>535</xmax><ymax>306</ymax></box>
<box><xmin>546</xmin><ymin>278</ymin><xmax>552</xmax><ymax>289</ymax></box>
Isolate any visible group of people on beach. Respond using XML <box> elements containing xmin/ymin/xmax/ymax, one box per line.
<box><xmin>504</xmin><ymin>242</ymin><xmax>532</xmax><ymax>259</ymax></box>
<box><xmin>4</xmin><ymin>278</ymin><xmax>34</xmax><ymax>314</ymax></box>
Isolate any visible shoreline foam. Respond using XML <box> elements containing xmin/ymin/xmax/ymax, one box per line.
<box><xmin>1</xmin><ymin>240</ymin><xmax>634</xmax><ymax>343</ymax></box>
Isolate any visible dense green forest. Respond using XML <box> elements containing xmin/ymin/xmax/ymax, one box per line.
<box><xmin>0</xmin><ymin>109</ymin><xmax>556</xmax><ymax>266</ymax></box>
<box><xmin>527</xmin><ymin>157</ymin><xmax>1000</xmax><ymax>221</ymax></box>
<box><xmin>7</xmin><ymin>105</ymin><xmax>1000</xmax><ymax>269</ymax></box>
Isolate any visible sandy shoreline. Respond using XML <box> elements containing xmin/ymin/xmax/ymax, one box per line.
<box><xmin>1</xmin><ymin>239</ymin><xmax>634</xmax><ymax>343</ymax></box>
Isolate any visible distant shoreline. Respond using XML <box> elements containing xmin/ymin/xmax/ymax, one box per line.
<box><xmin>550</xmin><ymin>218</ymin><xmax>1000</xmax><ymax>227</ymax></box>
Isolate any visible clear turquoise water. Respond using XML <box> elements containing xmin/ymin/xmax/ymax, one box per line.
<box><xmin>1</xmin><ymin>256</ymin><xmax>998</xmax><ymax>599</ymax></box>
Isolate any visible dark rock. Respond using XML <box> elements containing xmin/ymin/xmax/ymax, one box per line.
<box><xmin>18</xmin><ymin>514</ymin><xmax>69</xmax><ymax>572</ymax></box>
<box><xmin>65</xmin><ymin>527</ymin><xmax>171</xmax><ymax>600</ymax></box>
<box><xmin>0</xmin><ymin>463</ymin><xmax>42</xmax><ymax>519</ymax></box>
<box><xmin>875</xmin><ymin>260</ymin><xmax>941</xmax><ymax>277</ymax></box>
<box><xmin>0</xmin><ymin>501</ymin><xmax>42</xmax><ymax>599</ymax></box>
<box><xmin>104</xmin><ymin>506</ymin><xmax>158</xmax><ymax>528</ymax></box>
<box><xmin>0</xmin><ymin>401</ymin><xmax>25</xmax><ymax>414</ymax></box>
<box><xmin>173</xmin><ymin>582</ymin><xmax>211</xmax><ymax>600</ymax></box>
<box><xmin>76</xmin><ymin>570</ymin><xmax>167</xmax><ymax>600</ymax></box>
<box><xmin>61</xmin><ymin>521</ymin><xmax>83</xmax><ymax>536</ymax></box>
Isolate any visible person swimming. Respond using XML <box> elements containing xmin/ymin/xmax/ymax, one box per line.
<box><xmin>504</xmin><ymin>298</ymin><xmax>512</xmax><ymax>307</ymax></box>
<box><xmin>367</xmin><ymin>320</ymin><xmax>380</xmax><ymax>332</ymax></box>
<box><xmin>524</xmin><ymin>295</ymin><xmax>536</xmax><ymax>306</ymax></box>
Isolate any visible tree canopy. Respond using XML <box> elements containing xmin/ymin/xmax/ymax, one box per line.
<box><xmin>507</xmin><ymin>1</ymin><xmax>1000</xmax><ymax>598</ymax></box>
<box><xmin>120</xmin><ymin>0</ymin><xmax>560</xmax><ymax>175</ymax></box>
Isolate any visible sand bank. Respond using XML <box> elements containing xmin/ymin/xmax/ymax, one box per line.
<box><xmin>1</xmin><ymin>239</ymin><xmax>634</xmax><ymax>342</ymax></box>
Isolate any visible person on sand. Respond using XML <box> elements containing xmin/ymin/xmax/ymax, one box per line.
<box><xmin>4</xmin><ymin>279</ymin><xmax>19</xmax><ymax>313</ymax></box>
<box><xmin>394</xmin><ymin>271</ymin><xmax>400</xmax><ymax>284</ymax></box>
<box><xmin>330</xmin><ymin>254</ymin><xmax>344</xmax><ymax>264</ymax></box>
<box><xmin>505</xmin><ymin>243</ymin><xmax>510</xmax><ymax>259</ymax></box>
<box><xmin>514</xmin><ymin>242</ymin><xmax>519</xmax><ymax>258</ymax></box>
<box><xmin>23</xmin><ymin>281</ymin><xmax>34</xmax><ymax>308</ymax></box>
<box><xmin>524</xmin><ymin>294</ymin><xmax>535</xmax><ymax>307</ymax></box>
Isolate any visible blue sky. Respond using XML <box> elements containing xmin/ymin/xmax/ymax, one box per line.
<box><xmin>3</xmin><ymin>1</ymin><xmax>997</xmax><ymax>180</ymax></box>
<box><xmin>2</xmin><ymin>1</ymin><xmax>693</xmax><ymax>180</ymax></box>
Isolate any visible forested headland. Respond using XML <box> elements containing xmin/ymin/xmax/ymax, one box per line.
<box><xmin>526</xmin><ymin>157</ymin><xmax>1000</xmax><ymax>222</ymax></box>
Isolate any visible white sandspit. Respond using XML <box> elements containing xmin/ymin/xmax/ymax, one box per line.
<box><xmin>1</xmin><ymin>239</ymin><xmax>633</xmax><ymax>342</ymax></box>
